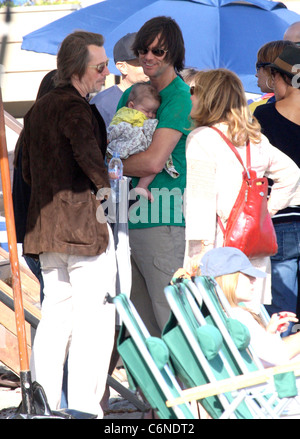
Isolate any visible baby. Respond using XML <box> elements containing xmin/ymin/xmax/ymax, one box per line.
<box><xmin>107</xmin><ymin>82</ymin><xmax>179</xmax><ymax>201</ymax></box>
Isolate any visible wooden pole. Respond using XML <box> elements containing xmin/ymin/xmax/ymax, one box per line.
<box><xmin>0</xmin><ymin>89</ymin><xmax>29</xmax><ymax>371</ymax></box>
<box><xmin>0</xmin><ymin>88</ymin><xmax>34</xmax><ymax>413</ymax></box>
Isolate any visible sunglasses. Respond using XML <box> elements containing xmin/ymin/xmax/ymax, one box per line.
<box><xmin>137</xmin><ymin>47</ymin><xmax>168</xmax><ymax>57</ymax></box>
<box><xmin>256</xmin><ymin>62</ymin><xmax>270</xmax><ymax>72</ymax></box>
<box><xmin>190</xmin><ymin>85</ymin><xmax>195</xmax><ymax>96</ymax></box>
<box><xmin>88</xmin><ymin>59</ymin><xmax>109</xmax><ymax>73</ymax></box>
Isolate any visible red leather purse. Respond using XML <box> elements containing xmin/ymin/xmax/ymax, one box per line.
<box><xmin>212</xmin><ymin>127</ymin><xmax>278</xmax><ymax>259</ymax></box>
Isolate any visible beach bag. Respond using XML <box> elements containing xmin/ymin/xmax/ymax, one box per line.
<box><xmin>212</xmin><ymin>127</ymin><xmax>278</xmax><ymax>259</ymax></box>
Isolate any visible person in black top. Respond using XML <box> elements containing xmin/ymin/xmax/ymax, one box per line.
<box><xmin>12</xmin><ymin>70</ymin><xmax>57</xmax><ymax>302</ymax></box>
<box><xmin>254</xmin><ymin>45</ymin><xmax>300</xmax><ymax>335</ymax></box>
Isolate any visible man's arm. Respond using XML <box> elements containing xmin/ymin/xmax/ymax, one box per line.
<box><xmin>123</xmin><ymin>127</ymin><xmax>182</xmax><ymax>177</ymax></box>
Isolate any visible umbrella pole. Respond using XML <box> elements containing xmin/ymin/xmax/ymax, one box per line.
<box><xmin>0</xmin><ymin>88</ymin><xmax>35</xmax><ymax>414</ymax></box>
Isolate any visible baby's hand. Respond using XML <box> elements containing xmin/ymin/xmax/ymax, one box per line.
<box><xmin>134</xmin><ymin>187</ymin><xmax>154</xmax><ymax>203</ymax></box>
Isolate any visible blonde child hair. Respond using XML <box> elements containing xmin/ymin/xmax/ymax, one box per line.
<box><xmin>214</xmin><ymin>272</ymin><xmax>265</xmax><ymax>326</ymax></box>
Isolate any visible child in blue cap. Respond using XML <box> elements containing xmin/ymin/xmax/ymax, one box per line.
<box><xmin>200</xmin><ymin>247</ymin><xmax>300</xmax><ymax>367</ymax></box>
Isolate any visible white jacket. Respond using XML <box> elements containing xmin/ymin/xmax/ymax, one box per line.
<box><xmin>185</xmin><ymin>123</ymin><xmax>300</xmax><ymax>310</ymax></box>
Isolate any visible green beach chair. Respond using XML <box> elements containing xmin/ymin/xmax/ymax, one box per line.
<box><xmin>162</xmin><ymin>281</ymin><xmax>267</xmax><ymax>419</ymax></box>
<box><xmin>192</xmin><ymin>276</ymin><xmax>300</xmax><ymax>417</ymax></box>
<box><xmin>107</xmin><ymin>293</ymin><xmax>195</xmax><ymax>419</ymax></box>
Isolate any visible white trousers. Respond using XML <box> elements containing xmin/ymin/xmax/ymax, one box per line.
<box><xmin>30</xmin><ymin>226</ymin><xmax>117</xmax><ymax>418</ymax></box>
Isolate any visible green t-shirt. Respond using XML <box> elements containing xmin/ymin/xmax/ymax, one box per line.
<box><xmin>117</xmin><ymin>76</ymin><xmax>192</xmax><ymax>229</ymax></box>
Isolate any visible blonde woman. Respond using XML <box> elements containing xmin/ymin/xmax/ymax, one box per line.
<box><xmin>200</xmin><ymin>247</ymin><xmax>300</xmax><ymax>367</ymax></box>
<box><xmin>184</xmin><ymin>68</ymin><xmax>300</xmax><ymax>313</ymax></box>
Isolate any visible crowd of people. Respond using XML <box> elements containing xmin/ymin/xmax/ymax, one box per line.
<box><xmin>11</xmin><ymin>16</ymin><xmax>300</xmax><ymax>418</ymax></box>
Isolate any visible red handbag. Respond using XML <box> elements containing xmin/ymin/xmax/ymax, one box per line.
<box><xmin>212</xmin><ymin>127</ymin><xmax>278</xmax><ymax>259</ymax></box>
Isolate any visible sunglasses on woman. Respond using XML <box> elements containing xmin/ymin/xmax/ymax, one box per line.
<box><xmin>137</xmin><ymin>48</ymin><xmax>168</xmax><ymax>57</ymax></box>
<box><xmin>88</xmin><ymin>59</ymin><xmax>109</xmax><ymax>73</ymax></box>
<box><xmin>255</xmin><ymin>62</ymin><xmax>270</xmax><ymax>72</ymax></box>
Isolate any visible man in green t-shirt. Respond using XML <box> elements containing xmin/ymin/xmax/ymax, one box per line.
<box><xmin>117</xmin><ymin>16</ymin><xmax>192</xmax><ymax>336</ymax></box>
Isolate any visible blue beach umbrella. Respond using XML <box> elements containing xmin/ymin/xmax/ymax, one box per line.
<box><xmin>22</xmin><ymin>0</ymin><xmax>300</xmax><ymax>93</ymax></box>
<box><xmin>21</xmin><ymin>0</ymin><xmax>156</xmax><ymax>55</ymax></box>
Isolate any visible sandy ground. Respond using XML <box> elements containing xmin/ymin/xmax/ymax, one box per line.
<box><xmin>2</xmin><ymin>362</ymin><xmax>300</xmax><ymax>420</ymax></box>
<box><xmin>0</xmin><ymin>362</ymin><xmax>205</xmax><ymax>420</ymax></box>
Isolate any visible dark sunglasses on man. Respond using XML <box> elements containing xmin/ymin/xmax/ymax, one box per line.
<box><xmin>137</xmin><ymin>47</ymin><xmax>168</xmax><ymax>57</ymax></box>
<box><xmin>88</xmin><ymin>59</ymin><xmax>109</xmax><ymax>73</ymax></box>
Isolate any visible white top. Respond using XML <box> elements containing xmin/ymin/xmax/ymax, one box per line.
<box><xmin>185</xmin><ymin>124</ymin><xmax>300</xmax><ymax>310</ymax></box>
<box><xmin>185</xmin><ymin>124</ymin><xmax>300</xmax><ymax>241</ymax></box>
<box><xmin>230</xmin><ymin>307</ymin><xmax>290</xmax><ymax>367</ymax></box>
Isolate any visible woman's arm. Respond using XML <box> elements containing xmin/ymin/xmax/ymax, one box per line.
<box><xmin>266</xmin><ymin>312</ymin><xmax>298</xmax><ymax>334</ymax></box>
<box><xmin>183</xmin><ymin>128</ymin><xmax>217</xmax><ymax>274</ymax></box>
<box><xmin>263</xmin><ymin>138</ymin><xmax>300</xmax><ymax>216</ymax></box>
<box><xmin>282</xmin><ymin>332</ymin><xmax>300</xmax><ymax>360</ymax></box>
<box><xmin>267</xmin><ymin>312</ymin><xmax>300</xmax><ymax>361</ymax></box>
<box><xmin>184</xmin><ymin>129</ymin><xmax>218</xmax><ymax>242</ymax></box>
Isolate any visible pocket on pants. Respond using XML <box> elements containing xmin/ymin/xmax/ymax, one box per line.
<box><xmin>153</xmin><ymin>254</ymin><xmax>179</xmax><ymax>277</ymax></box>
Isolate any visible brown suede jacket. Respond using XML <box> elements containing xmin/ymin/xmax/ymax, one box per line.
<box><xmin>22</xmin><ymin>85</ymin><xmax>110</xmax><ymax>257</ymax></box>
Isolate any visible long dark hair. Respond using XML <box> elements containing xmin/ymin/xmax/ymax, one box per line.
<box><xmin>132</xmin><ymin>16</ymin><xmax>185</xmax><ymax>72</ymax></box>
<box><xmin>14</xmin><ymin>70</ymin><xmax>57</xmax><ymax>167</ymax></box>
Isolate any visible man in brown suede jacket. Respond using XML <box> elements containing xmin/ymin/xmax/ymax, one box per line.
<box><xmin>22</xmin><ymin>31</ymin><xmax>117</xmax><ymax>418</ymax></box>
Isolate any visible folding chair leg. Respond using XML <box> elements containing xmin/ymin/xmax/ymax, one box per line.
<box><xmin>219</xmin><ymin>390</ymin><xmax>249</xmax><ymax>419</ymax></box>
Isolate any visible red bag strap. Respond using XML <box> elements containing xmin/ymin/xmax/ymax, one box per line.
<box><xmin>217</xmin><ymin>215</ymin><xmax>226</xmax><ymax>235</ymax></box>
<box><xmin>210</xmin><ymin>126</ymin><xmax>251</xmax><ymax>175</ymax></box>
<box><xmin>211</xmin><ymin>126</ymin><xmax>251</xmax><ymax>235</ymax></box>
